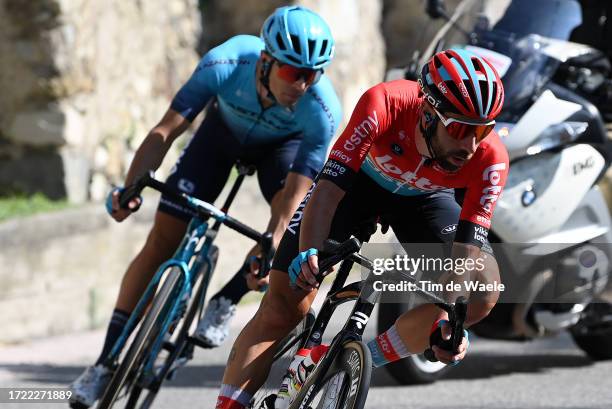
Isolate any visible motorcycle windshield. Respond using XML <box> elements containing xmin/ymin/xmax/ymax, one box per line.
<box><xmin>491</xmin><ymin>0</ymin><xmax>582</xmax><ymax>41</ymax></box>
<box><xmin>443</xmin><ymin>0</ymin><xmax>583</xmax><ymax>111</ymax></box>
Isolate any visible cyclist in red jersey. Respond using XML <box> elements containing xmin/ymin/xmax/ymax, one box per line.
<box><xmin>214</xmin><ymin>49</ymin><xmax>508</xmax><ymax>408</ymax></box>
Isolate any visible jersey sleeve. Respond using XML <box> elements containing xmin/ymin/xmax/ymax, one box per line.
<box><xmin>170</xmin><ymin>42</ymin><xmax>230</xmax><ymax>122</ymax></box>
<box><xmin>291</xmin><ymin>82</ymin><xmax>343</xmax><ymax>179</ymax></box>
<box><xmin>319</xmin><ymin>84</ymin><xmax>389</xmax><ymax>190</ymax></box>
<box><xmin>455</xmin><ymin>138</ymin><xmax>509</xmax><ymax>247</ymax></box>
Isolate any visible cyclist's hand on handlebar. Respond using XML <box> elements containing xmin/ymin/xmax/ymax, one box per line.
<box><xmin>431</xmin><ymin>319</ymin><xmax>470</xmax><ymax>365</ymax></box>
<box><xmin>244</xmin><ymin>245</ymin><xmax>269</xmax><ymax>292</ymax></box>
<box><xmin>289</xmin><ymin>248</ymin><xmax>320</xmax><ymax>291</ymax></box>
<box><xmin>105</xmin><ymin>187</ymin><xmax>142</xmax><ymax>222</ymax></box>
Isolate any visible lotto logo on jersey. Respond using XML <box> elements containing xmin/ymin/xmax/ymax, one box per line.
<box><xmin>374</xmin><ymin>155</ymin><xmax>444</xmax><ymax>191</ymax></box>
<box><xmin>343</xmin><ymin>110</ymin><xmax>379</xmax><ymax>151</ymax></box>
<box><xmin>480</xmin><ymin>163</ymin><xmax>506</xmax><ymax>213</ymax></box>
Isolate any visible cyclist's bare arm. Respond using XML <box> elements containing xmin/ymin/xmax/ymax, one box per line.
<box><xmin>268</xmin><ymin>172</ymin><xmax>314</xmax><ymax>247</ymax></box>
<box><xmin>296</xmin><ymin>179</ymin><xmax>346</xmax><ymax>289</ymax></box>
<box><xmin>110</xmin><ymin>108</ymin><xmax>190</xmax><ymax>221</ymax></box>
<box><xmin>245</xmin><ymin>172</ymin><xmax>313</xmax><ymax>284</ymax></box>
<box><xmin>124</xmin><ymin>108</ymin><xmax>191</xmax><ymax>185</ymax></box>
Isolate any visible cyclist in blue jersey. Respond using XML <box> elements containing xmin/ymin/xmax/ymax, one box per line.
<box><xmin>68</xmin><ymin>6</ymin><xmax>341</xmax><ymax>408</ymax></box>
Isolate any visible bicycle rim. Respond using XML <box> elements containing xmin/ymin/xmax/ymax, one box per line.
<box><xmin>289</xmin><ymin>340</ymin><xmax>372</xmax><ymax>409</ymax></box>
<box><xmin>97</xmin><ymin>267</ymin><xmax>183</xmax><ymax>409</ymax></box>
<box><xmin>128</xmin><ymin>245</ymin><xmax>218</xmax><ymax>409</ymax></box>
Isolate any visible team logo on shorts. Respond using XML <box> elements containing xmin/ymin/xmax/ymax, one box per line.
<box><xmin>441</xmin><ymin>224</ymin><xmax>457</xmax><ymax>235</ymax></box>
<box><xmin>178</xmin><ymin>178</ymin><xmax>195</xmax><ymax>194</ymax></box>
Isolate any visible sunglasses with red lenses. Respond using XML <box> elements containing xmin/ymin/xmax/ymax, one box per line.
<box><xmin>432</xmin><ymin>108</ymin><xmax>495</xmax><ymax>142</ymax></box>
<box><xmin>275</xmin><ymin>60</ymin><xmax>323</xmax><ymax>85</ymax></box>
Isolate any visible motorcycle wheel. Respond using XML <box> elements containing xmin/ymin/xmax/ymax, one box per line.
<box><xmin>570</xmin><ymin>301</ymin><xmax>612</xmax><ymax>360</ymax></box>
<box><xmin>377</xmin><ymin>303</ymin><xmax>452</xmax><ymax>384</ymax></box>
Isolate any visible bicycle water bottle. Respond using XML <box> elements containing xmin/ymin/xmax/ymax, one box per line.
<box><xmin>275</xmin><ymin>344</ymin><xmax>329</xmax><ymax>409</ymax></box>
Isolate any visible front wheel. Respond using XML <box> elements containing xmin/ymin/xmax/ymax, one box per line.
<box><xmin>571</xmin><ymin>301</ymin><xmax>612</xmax><ymax>360</ymax></box>
<box><xmin>97</xmin><ymin>267</ymin><xmax>183</xmax><ymax>408</ymax></box>
<box><xmin>289</xmin><ymin>340</ymin><xmax>372</xmax><ymax>409</ymax></box>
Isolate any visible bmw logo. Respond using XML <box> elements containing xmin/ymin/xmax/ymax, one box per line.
<box><xmin>521</xmin><ymin>187</ymin><xmax>536</xmax><ymax>207</ymax></box>
<box><xmin>579</xmin><ymin>249</ymin><xmax>597</xmax><ymax>268</ymax></box>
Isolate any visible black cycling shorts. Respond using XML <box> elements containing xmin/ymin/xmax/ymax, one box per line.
<box><xmin>158</xmin><ymin>104</ymin><xmax>302</xmax><ymax>221</ymax></box>
<box><xmin>272</xmin><ymin>170</ymin><xmax>492</xmax><ymax>273</ymax></box>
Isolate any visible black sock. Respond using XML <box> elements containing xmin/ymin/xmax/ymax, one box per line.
<box><xmin>211</xmin><ymin>264</ymin><xmax>251</xmax><ymax>305</ymax></box>
<box><xmin>95</xmin><ymin>309</ymin><xmax>130</xmax><ymax>366</ymax></box>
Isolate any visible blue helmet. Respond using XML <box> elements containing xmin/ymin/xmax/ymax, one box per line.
<box><xmin>261</xmin><ymin>6</ymin><xmax>335</xmax><ymax>70</ymax></box>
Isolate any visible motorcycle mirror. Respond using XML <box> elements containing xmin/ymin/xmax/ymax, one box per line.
<box><xmin>426</xmin><ymin>0</ymin><xmax>448</xmax><ymax>20</ymax></box>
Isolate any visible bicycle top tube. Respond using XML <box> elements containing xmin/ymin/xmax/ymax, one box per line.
<box><xmin>185</xmin><ymin>196</ymin><xmax>226</xmax><ymax>220</ymax></box>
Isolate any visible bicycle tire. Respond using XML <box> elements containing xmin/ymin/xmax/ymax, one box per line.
<box><xmin>250</xmin><ymin>310</ymin><xmax>316</xmax><ymax>409</ymax></box>
<box><xmin>97</xmin><ymin>267</ymin><xmax>183</xmax><ymax>409</ymax></box>
<box><xmin>289</xmin><ymin>340</ymin><xmax>372</xmax><ymax>409</ymax></box>
<box><xmin>129</xmin><ymin>245</ymin><xmax>219</xmax><ymax>409</ymax></box>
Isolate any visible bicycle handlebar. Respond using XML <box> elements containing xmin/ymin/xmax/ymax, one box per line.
<box><xmin>120</xmin><ymin>172</ymin><xmax>274</xmax><ymax>269</ymax></box>
<box><xmin>314</xmin><ymin>236</ymin><xmax>467</xmax><ymax>361</ymax></box>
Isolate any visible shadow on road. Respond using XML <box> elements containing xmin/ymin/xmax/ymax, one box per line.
<box><xmin>370</xmin><ymin>352</ymin><xmax>594</xmax><ymax>387</ymax></box>
<box><xmin>3</xmin><ymin>351</ymin><xmax>595</xmax><ymax>390</ymax></box>
<box><xmin>0</xmin><ymin>363</ymin><xmax>227</xmax><ymax>388</ymax></box>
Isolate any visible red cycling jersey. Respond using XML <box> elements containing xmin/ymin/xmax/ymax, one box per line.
<box><xmin>320</xmin><ymin>80</ymin><xmax>509</xmax><ymax>245</ymax></box>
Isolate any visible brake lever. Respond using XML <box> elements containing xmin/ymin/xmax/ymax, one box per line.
<box><xmin>118</xmin><ymin>171</ymin><xmax>154</xmax><ymax>210</ymax></box>
<box><xmin>423</xmin><ymin>297</ymin><xmax>468</xmax><ymax>362</ymax></box>
<box><xmin>256</xmin><ymin>232</ymin><xmax>275</xmax><ymax>278</ymax></box>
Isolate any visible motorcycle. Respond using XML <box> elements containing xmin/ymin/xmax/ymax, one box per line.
<box><xmin>379</xmin><ymin>0</ymin><xmax>612</xmax><ymax>384</ymax></box>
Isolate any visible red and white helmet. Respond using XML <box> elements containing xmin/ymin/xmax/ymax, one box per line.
<box><xmin>419</xmin><ymin>48</ymin><xmax>504</xmax><ymax>122</ymax></box>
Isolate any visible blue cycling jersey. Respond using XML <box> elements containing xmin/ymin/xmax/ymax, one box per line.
<box><xmin>170</xmin><ymin>35</ymin><xmax>343</xmax><ymax>179</ymax></box>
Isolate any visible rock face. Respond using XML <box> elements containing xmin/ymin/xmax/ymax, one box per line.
<box><xmin>381</xmin><ymin>0</ymin><xmax>462</xmax><ymax>69</ymax></box>
<box><xmin>0</xmin><ymin>0</ymin><xmax>201</xmax><ymax>202</ymax></box>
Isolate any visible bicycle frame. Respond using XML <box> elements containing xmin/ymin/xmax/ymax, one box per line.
<box><xmin>293</xmin><ymin>235</ymin><xmax>467</xmax><ymax>401</ymax></box>
<box><xmin>102</xmin><ymin>163</ymin><xmax>255</xmax><ymax>379</ymax></box>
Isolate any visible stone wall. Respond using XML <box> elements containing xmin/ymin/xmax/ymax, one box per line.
<box><xmin>382</xmin><ymin>0</ymin><xmax>462</xmax><ymax>69</ymax></box>
<box><xmin>0</xmin><ymin>0</ymin><xmax>385</xmax><ymax>204</ymax></box>
<box><xmin>0</xmin><ymin>0</ymin><xmax>201</xmax><ymax>202</ymax></box>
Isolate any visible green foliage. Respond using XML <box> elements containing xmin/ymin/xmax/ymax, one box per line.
<box><xmin>0</xmin><ymin>193</ymin><xmax>70</xmax><ymax>222</ymax></box>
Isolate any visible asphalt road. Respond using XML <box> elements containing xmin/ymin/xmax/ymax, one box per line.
<box><xmin>1</xmin><ymin>298</ymin><xmax>611</xmax><ymax>409</ymax></box>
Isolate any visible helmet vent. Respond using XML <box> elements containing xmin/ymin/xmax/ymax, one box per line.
<box><xmin>276</xmin><ymin>33</ymin><xmax>286</xmax><ymax>50</ymax></box>
<box><xmin>479</xmin><ymin>81</ymin><xmax>490</xmax><ymax>113</ymax></box>
<box><xmin>464</xmin><ymin>80</ymin><xmax>478</xmax><ymax>111</ymax></box>
<box><xmin>285</xmin><ymin>55</ymin><xmax>301</xmax><ymax>65</ymax></box>
<box><xmin>320</xmin><ymin>40</ymin><xmax>328</xmax><ymax>57</ymax></box>
<box><xmin>290</xmin><ymin>34</ymin><xmax>302</xmax><ymax>55</ymax></box>
<box><xmin>308</xmin><ymin>39</ymin><xmax>316</xmax><ymax>60</ymax></box>
<box><xmin>447</xmin><ymin>81</ymin><xmax>470</xmax><ymax>112</ymax></box>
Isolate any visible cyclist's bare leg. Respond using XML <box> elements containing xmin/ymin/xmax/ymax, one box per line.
<box><xmin>394</xmin><ymin>253</ymin><xmax>500</xmax><ymax>353</ymax></box>
<box><xmin>115</xmin><ymin>210</ymin><xmax>188</xmax><ymax>311</ymax></box>
<box><xmin>221</xmin><ymin>269</ymin><xmax>317</xmax><ymax>393</ymax></box>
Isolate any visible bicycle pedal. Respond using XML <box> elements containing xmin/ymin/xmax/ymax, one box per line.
<box><xmin>187</xmin><ymin>335</ymin><xmax>216</xmax><ymax>349</ymax></box>
<box><xmin>162</xmin><ymin>340</ymin><xmax>176</xmax><ymax>352</ymax></box>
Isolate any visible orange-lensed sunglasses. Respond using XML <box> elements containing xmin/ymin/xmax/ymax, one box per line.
<box><xmin>275</xmin><ymin>60</ymin><xmax>323</xmax><ymax>85</ymax></box>
<box><xmin>432</xmin><ymin>107</ymin><xmax>495</xmax><ymax>142</ymax></box>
